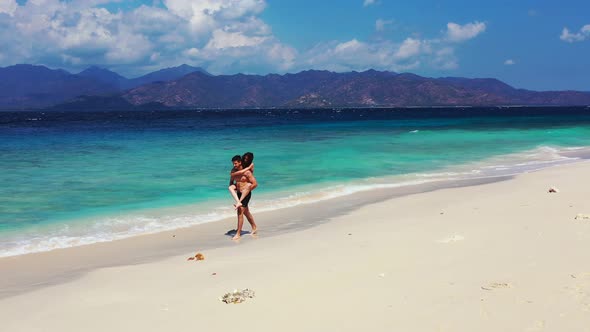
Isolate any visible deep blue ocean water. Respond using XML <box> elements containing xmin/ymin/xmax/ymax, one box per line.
<box><xmin>2</xmin><ymin>107</ymin><xmax>590</xmax><ymax>256</ymax></box>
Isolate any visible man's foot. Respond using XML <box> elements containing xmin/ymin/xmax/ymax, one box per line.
<box><xmin>232</xmin><ymin>233</ymin><xmax>241</xmax><ymax>240</ymax></box>
<box><xmin>251</xmin><ymin>227</ymin><xmax>257</xmax><ymax>235</ymax></box>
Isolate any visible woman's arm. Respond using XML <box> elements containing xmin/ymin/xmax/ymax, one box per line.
<box><xmin>230</xmin><ymin>163</ymin><xmax>254</xmax><ymax>176</ymax></box>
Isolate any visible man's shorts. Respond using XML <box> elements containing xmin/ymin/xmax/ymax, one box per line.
<box><xmin>237</xmin><ymin>191</ymin><xmax>252</xmax><ymax>207</ymax></box>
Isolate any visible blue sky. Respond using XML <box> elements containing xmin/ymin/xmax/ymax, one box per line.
<box><xmin>1</xmin><ymin>0</ymin><xmax>589</xmax><ymax>91</ymax></box>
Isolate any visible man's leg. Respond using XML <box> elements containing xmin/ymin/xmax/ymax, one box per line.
<box><xmin>233</xmin><ymin>207</ymin><xmax>244</xmax><ymax>240</ymax></box>
<box><xmin>243</xmin><ymin>207</ymin><xmax>257</xmax><ymax>234</ymax></box>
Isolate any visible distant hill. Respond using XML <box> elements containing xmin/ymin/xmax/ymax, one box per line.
<box><xmin>2</xmin><ymin>64</ymin><xmax>590</xmax><ymax>110</ymax></box>
<box><xmin>77</xmin><ymin>66</ymin><xmax>129</xmax><ymax>89</ymax></box>
<box><xmin>0</xmin><ymin>64</ymin><xmax>119</xmax><ymax>109</ymax></box>
<box><xmin>76</xmin><ymin>64</ymin><xmax>210</xmax><ymax>90</ymax></box>
<box><xmin>0</xmin><ymin>64</ymin><xmax>210</xmax><ymax>109</ymax></box>
<box><xmin>122</xmin><ymin>69</ymin><xmax>590</xmax><ymax>108</ymax></box>
<box><xmin>127</xmin><ymin>64</ymin><xmax>211</xmax><ymax>88</ymax></box>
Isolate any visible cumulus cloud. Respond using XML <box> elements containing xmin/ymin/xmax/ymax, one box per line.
<box><xmin>0</xmin><ymin>0</ymin><xmax>17</xmax><ymax>16</ymax></box>
<box><xmin>300</xmin><ymin>20</ymin><xmax>484</xmax><ymax>73</ymax></box>
<box><xmin>395</xmin><ymin>38</ymin><xmax>425</xmax><ymax>59</ymax></box>
<box><xmin>300</xmin><ymin>35</ymin><xmax>455</xmax><ymax>73</ymax></box>
<box><xmin>504</xmin><ymin>59</ymin><xmax>515</xmax><ymax>65</ymax></box>
<box><xmin>560</xmin><ymin>25</ymin><xmax>590</xmax><ymax>42</ymax></box>
<box><xmin>446</xmin><ymin>21</ymin><xmax>486</xmax><ymax>42</ymax></box>
<box><xmin>375</xmin><ymin>18</ymin><xmax>393</xmax><ymax>32</ymax></box>
<box><xmin>363</xmin><ymin>0</ymin><xmax>376</xmax><ymax>7</ymax></box>
<box><xmin>0</xmin><ymin>1</ymin><xmax>487</xmax><ymax>76</ymax></box>
<box><xmin>0</xmin><ymin>0</ymin><xmax>297</xmax><ymax>76</ymax></box>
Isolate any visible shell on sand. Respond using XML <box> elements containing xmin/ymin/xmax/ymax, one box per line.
<box><xmin>575</xmin><ymin>214</ymin><xmax>590</xmax><ymax>220</ymax></box>
<box><xmin>220</xmin><ymin>288</ymin><xmax>256</xmax><ymax>304</ymax></box>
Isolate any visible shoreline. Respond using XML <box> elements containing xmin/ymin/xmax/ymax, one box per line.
<box><xmin>0</xmin><ymin>172</ymin><xmax>513</xmax><ymax>299</ymax></box>
<box><xmin>2</xmin><ymin>156</ymin><xmax>590</xmax><ymax>299</ymax></box>
<box><xmin>2</xmin><ymin>143</ymin><xmax>589</xmax><ymax>259</ymax></box>
<box><xmin>1</xmin><ymin>158</ymin><xmax>590</xmax><ymax>331</ymax></box>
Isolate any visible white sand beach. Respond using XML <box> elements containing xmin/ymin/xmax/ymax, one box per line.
<box><xmin>2</xmin><ymin>162</ymin><xmax>590</xmax><ymax>332</ymax></box>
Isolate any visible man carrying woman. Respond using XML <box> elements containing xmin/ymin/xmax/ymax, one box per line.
<box><xmin>229</xmin><ymin>152</ymin><xmax>257</xmax><ymax>240</ymax></box>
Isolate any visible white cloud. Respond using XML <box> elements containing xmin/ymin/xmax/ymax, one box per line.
<box><xmin>0</xmin><ymin>1</ymin><xmax>486</xmax><ymax>76</ymax></box>
<box><xmin>205</xmin><ymin>29</ymin><xmax>268</xmax><ymax>49</ymax></box>
<box><xmin>431</xmin><ymin>47</ymin><xmax>458</xmax><ymax>70</ymax></box>
<box><xmin>300</xmin><ymin>19</ymin><xmax>485</xmax><ymax>73</ymax></box>
<box><xmin>504</xmin><ymin>59</ymin><xmax>515</xmax><ymax>65</ymax></box>
<box><xmin>363</xmin><ymin>0</ymin><xmax>376</xmax><ymax>7</ymax></box>
<box><xmin>560</xmin><ymin>25</ymin><xmax>590</xmax><ymax>43</ymax></box>
<box><xmin>301</xmin><ymin>36</ymin><xmax>444</xmax><ymax>73</ymax></box>
<box><xmin>375</xmin><ymin>18</ymin><xmax>393</xmax><ymax>32</ymax></box>
<box><xmin>0</xmin><ymin>0</ymin><xmax>296</xmax><ymax>76</ymax></box>
<box><xmin>395</xmin><ymin>38</ymin><xmax>424</xmax><ymax>59</ymax></box>
<box><xmin>0</xmin><ymin>0</ymin><xmax>17</xmax><ymax>16</ymax></box>
<box><xmin>268</xmin><ymin>43</ymin><xmax>297</xmax><ymax>70</ymax></box>
<box><xmin>163</xmin><ymin>0</ymin><xmax>265</xmax><ymax>34</ymax></box>
<box><xmin>446</xmin><ymin>21</ymin><xmax>486</xmax><ymax>42</ymax></box>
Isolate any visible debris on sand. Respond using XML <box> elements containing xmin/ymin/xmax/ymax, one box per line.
<box><xmin>574</xmin><ymin>214</ymin><xmax>590</xmax><ymax>220</ymax></box>
<box><xmin>220</xmin><ymin>289</ymin><xmax>256</xmax><ymax>304</ymax></box>
<box><xmin>481</xmin><ymin>282</ymin><xmax>512</xmax><ymax>291</ymax></box>
<box><xmin>187</xmin><ymin>252</ymin><xmax>205</xmax><ymax>261</ymax></box>
<box><xmin>548</xmin><ymin>187</ymin><xmax>559</xmax><ymax>193</ymax></box>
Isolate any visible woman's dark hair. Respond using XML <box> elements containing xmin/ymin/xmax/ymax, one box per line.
<box><xmin>241</xmin><ymin>152</ymin><xmax>254</xmax><ymax>167</ymax></box>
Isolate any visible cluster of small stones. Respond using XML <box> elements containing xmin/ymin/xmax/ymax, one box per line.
<box><xmin>220</xmin><ymin>289</ymin><xmax>256</xmax><ymax>304</ymax></box>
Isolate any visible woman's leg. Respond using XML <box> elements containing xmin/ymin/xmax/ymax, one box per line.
<box><xmin>228</xmin><ymin>185</ymin><xmax>241</xmax><ymax>207</ymax></box>
<box><xmin>234</xmin><ymin>183</ymin><xmax>252</xmax><ymax>208</ymax></box>
<box><xmin>236</xmin><ymin>183</ymin><xmax>252</xmax><ymax>205</ymax></box>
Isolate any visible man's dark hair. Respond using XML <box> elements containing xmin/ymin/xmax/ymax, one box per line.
<box><xmin>242</xmin><ymin>152</ymin><xmax>254</xmax><ymax>167</ymax></box>
<box><xmin>232</xmin><ymin>155</ymin><xmax>242</xmax><ymax>162</ymax></box>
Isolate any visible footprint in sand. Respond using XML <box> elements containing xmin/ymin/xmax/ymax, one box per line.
<box><xmin>481</xmin><ymin>282</ymin><xmax>513</xmax><ymax>291</ymax></box>
<box><xmin>569</xmin><ymin>273</ymin><xmax>590</xmax><ymax>311</ymax></box>
<box><xmin>437</xmin><ymin>235</ymin><xmax>464</xmax><ymax>244</ymax></box>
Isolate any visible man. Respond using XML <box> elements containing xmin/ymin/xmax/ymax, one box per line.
<box><xmin>229</xmin><ymin>155</ymin><xmax>258</xmax><ymax>240</ymax></box>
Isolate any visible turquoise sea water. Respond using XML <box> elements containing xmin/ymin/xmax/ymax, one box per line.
<box><xmin>1</xmin><ymin>107</ymin><xmax>590</xmax><ymax>256</ymax></box>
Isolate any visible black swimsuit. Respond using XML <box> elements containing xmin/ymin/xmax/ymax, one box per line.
<box><xmin>237</xmin><ymin>191</ymin><xmax>252</xmax><ymax>207</ymax></box>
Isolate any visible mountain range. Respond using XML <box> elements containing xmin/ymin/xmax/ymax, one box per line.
<box><xmin>0</xmin><ymin>64</ymin><xmax>209</xmax><ymax>109</ymax></box>
<box><xmin>1</xmin><ymin>64</ymin><xmax>589</xmax><ymax>110</ymax></box>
